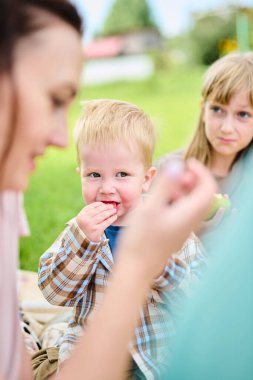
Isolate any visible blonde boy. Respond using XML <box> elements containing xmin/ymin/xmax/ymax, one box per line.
<box><xmin>39</xmin><ymin>99</ymin><xmax>204</xmax><ymax>379</ymax></box>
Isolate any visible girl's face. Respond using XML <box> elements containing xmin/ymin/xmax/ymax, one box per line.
<box><xmin>203</xmin><ymin>92</ymin><xmax>253</xmax><ymax>166</ymax></box>
<box><xmin>1</xmin><ymin>17</ymin><xmax>83</xmax><ymax>190</ymax></box>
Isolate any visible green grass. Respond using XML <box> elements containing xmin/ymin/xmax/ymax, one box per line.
<box><xmin>20</xmin><ymin>64</ymin><xmax>205</xmax><ymax>271</ymax></box>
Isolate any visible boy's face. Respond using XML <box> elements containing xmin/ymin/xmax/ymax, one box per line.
<box><xmin>79</xmin><ymin>142</ymin><xmax>156</xmax><ymax>226</ymax></box>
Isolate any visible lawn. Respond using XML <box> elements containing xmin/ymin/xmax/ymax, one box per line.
<box><xmin>20</xmin><ymin>64</ymin><xmax>205</xmax><ymax>271</ymax></box>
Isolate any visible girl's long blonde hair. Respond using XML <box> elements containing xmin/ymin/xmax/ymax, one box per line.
<box><xmin>185</xmin><ymin>52</ymin><xmax>253</xmax><ymax>167</ymax></box>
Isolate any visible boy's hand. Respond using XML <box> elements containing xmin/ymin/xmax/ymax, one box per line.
<box><xmin>76</xmin><ymin>202</ymin><xmax>117</xmax><ymax>242</ymax></box>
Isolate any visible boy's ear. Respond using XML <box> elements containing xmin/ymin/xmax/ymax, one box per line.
<box><xmin>142</xmin><ymin>166</ymin><xmax>157</xmax><ymax>192</ymax></box>
<box><xmin>76</xmin><ymin>167</ymin><xmax>81</xmax><ymax>176</ymax></box>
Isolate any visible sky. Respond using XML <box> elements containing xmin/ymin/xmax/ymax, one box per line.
<box><xmin>71</xmin><ymin>0</ymin><xmax>253</xmax><ymax>42</ymax></box>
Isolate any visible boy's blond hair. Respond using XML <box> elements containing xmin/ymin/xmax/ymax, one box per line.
<box><xmin>185</xmin><ymin>52</ymin><xmax>253</xmax><ymax>167</ymax></box>
<box><xmin>74</xmin><ymin>99</ymin><xmax>156</xmax><ymax>169</ymax></box>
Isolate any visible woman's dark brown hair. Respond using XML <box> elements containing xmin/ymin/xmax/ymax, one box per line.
<box><xmin>0</xmin><ymin>0</ymin><xmax>83</xmax><ymax>72</ymax></box>
<box><xmin>0</xmin><ymin>0</ymin><xmax>84</xmax><ymax>171</ymax></box>
<box><xmin>17</xmin><ymin>0</ymin><xmax>83</xmax><ymax>38</ymax></box>
<box><xmin>0</xmin><ymin>0</ymin><xmax>16</xmax><ymax>72</ymax></box>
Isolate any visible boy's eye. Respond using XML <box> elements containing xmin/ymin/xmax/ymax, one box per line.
<box><xmin>88</xmin><ymin>172</ymin><xmax>100</xmax><ymax>178</ymax></box>
<box><xmin>116</xmin><ymin>172</ymin><xmax>128</xmax><ymax>178</ymax></box>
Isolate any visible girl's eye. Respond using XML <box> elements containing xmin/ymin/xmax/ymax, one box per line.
<box><xmin>116</xmin><ymin>172</ymin><xmax>128</xmax><ymax>178</ymax></box>
<box><xmin>211</xmin><ymin>105</ymin><xmax>222</xmax><ymax>114</ymax></box>
<box><xmin>88</xmin><ymin>172</ymin><xmax>100</xmax><ymax>178</ymax></box>
<box><xmin>238</xmin><ymin>111</ymin><xmax>250</xmax><ymax>119</ymax></box>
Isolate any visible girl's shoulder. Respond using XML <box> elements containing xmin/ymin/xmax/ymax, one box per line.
<box><xmin>218</xmin><ymin>144</ymin><xmax>253</xmax><ymax>198</ymax></box>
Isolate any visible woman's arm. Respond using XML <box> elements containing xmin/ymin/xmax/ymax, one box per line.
<box><xmin>20</xmin><ymin>336</ymin><xmax>33</xmax><ymax>380</ymax></box>
<box><xmin>0</xmin><ymin>341</ymin><xmax>33</xmax><ymax>380</ymax></box>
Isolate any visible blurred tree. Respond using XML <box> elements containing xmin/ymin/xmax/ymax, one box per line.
<box><xmin>189</xmin><ymin>11</ymin><xmax>236</xmax><ymax>65</ymax></box>
<box><xmin>236</xmin><ymin>7</ymin><xmax>252</xmax><ymax>52</ymax></box>
<box><xmin>99</xmin><ymin>0</ymin><xmax>158</xmax><ymax>36</ymax></box>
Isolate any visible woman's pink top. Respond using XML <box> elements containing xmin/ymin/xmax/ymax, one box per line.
<box><xmin>0</xmin><ymin>191</ymin><xmax>29</xmax><ymax>380</ymax></box>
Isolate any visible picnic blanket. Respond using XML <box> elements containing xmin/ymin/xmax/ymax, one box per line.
<box><xmin>18</xmin><ymin>270</ymin><xmax>72</xmax><ymax>356</ymax></box>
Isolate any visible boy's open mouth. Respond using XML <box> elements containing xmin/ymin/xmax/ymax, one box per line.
<box><xmin>101</xmin><ymin>201</ymin><xmax>119</xmax><ymax>209</ymax></box>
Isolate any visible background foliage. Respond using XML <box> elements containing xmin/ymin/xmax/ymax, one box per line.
<box><xmin>20</xmin><ymin>2</ymin><xmax>253</xmax><ymax>271</ymax></box>
<box><xmin>188</xmin><ymin>12</ymin><xmax>237</xmax><ymax>65</ymax></box>
<box><xmin>99</xmin><ymin>0</ymin><xmax>157</xmax><ymax>36</ymax></box>
<box><xmin>20</xmin><ymin>65</ymin><xmax>204</xmax><ymax>271</ymax></box>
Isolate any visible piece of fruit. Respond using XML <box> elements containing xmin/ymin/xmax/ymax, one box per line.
<box><xmin>102</xmin><ymin>201</ymin><xmax>118</xmax><ymax>209</ymax></box>
<box><xmin>205</xmin><ymin>193</ymin><xmax>231</xmax><ymax>220</ymax></box>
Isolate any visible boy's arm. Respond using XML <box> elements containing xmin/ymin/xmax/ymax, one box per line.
<box><xmin>38</xmin><ymin>218</ymin><xmax>103</xmax><ymax>306</ymax></box>
<box><xmin>153</xmin><ymin>233</ymin><xmax>205</xmax><ymax>292</ymax></box>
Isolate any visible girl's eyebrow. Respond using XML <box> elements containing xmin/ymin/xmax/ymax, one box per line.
<box><xmin>237</xmin><ymin>104</ymin><xmax>252</xmax><ymax>109</ymax></box>
<box><xmin>209</xmin><ymin>100</ymin><xmax>221</xmax><ymax>104</ymax></box>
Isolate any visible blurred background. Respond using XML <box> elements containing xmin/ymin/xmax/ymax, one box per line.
<box><xmin>20</xmin><ymin>0</ymin><xmax>253</xmax><ymax>270</ymax></box>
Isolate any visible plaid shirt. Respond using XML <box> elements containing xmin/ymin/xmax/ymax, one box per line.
<box><xmin>38</xmin><ymin>218</ymin><xmax>205</xmax><ymax>379</ymax></box>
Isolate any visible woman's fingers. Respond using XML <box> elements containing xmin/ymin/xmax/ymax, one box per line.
<box><xmin>174</xmin><ymin>158</ymin><xmax>217</xmax><ymax>221</ymax></box>
<box><xmin>149</xmin><ymin>160</ymin><xmax>187</xmax><ymax>207</ymax></box>
<box><xmin>150</xmin><ymin>158</ymin><xmax>217</xmax><ymax>220</ymax></box>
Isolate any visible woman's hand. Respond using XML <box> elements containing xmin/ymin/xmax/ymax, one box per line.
<box><xmin>116</xmin><ymin>158</ymin><xmax>217</xmax><ymax>279</ymax></box>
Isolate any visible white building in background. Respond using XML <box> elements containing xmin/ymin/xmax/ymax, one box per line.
<box><xmin>82</xmin><ymin>54</ymin><xmax>154</xmax><ymax>85</ymax></box>
<box><xmin>81</xmin><ymin>29</ymin><xmax>162</xmax><ymax>86</ymax></box>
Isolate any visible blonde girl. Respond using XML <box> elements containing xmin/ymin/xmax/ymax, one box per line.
<box><xmin>185</xmin><ymin>52</ymin><xmax>253</xmax><ymax>186</ymax></box>
<box><xmin>159</xmin><ymin>53</ymin><xmax>253</xmax><ymax>237</ymax></box>
<box><xmin>186</xmin><ymin>52</ymin><xmax>253</xmax><ymax>239</ymax></box>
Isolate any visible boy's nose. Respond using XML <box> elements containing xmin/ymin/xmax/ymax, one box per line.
<box><xmin>99</xmin><ymin>180</ymin><xmax>116</xmax><ymax>194</ymax></box>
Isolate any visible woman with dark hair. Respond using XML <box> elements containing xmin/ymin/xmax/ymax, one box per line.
<box><xmin>0</xmin><ymin>1</ymin><xmax>215</xmax><ymax>379</ymax></box>
<box><xmin>1</xmin><ymin>0</ymin><xmax>83</xmax><ymax>189</ymax></box>
<box><xmin>0</xmin><ymin>1</ymin><xmax>83</xmax><ymax>379</ymax></box>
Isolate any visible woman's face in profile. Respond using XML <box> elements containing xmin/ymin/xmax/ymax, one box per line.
<box><xmin>1</xmin><ymin>16</ymin><xmax>83</xmax><ymax>190</ymax></box>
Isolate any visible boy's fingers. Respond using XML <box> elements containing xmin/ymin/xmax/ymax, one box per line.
<box><xmin>99</xmin><ymin>214</ymin><xmax>118</xmax><ymax>230</ymax></box>
<box><xmin>84</xmin><ymin>203</ymin><xmax>115</xmax><ymax>219</ymax></box>
<box><xmin>93</xmin><ymin>208</ymin><xmax>117</xmax><ymax>224</ymax></box>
